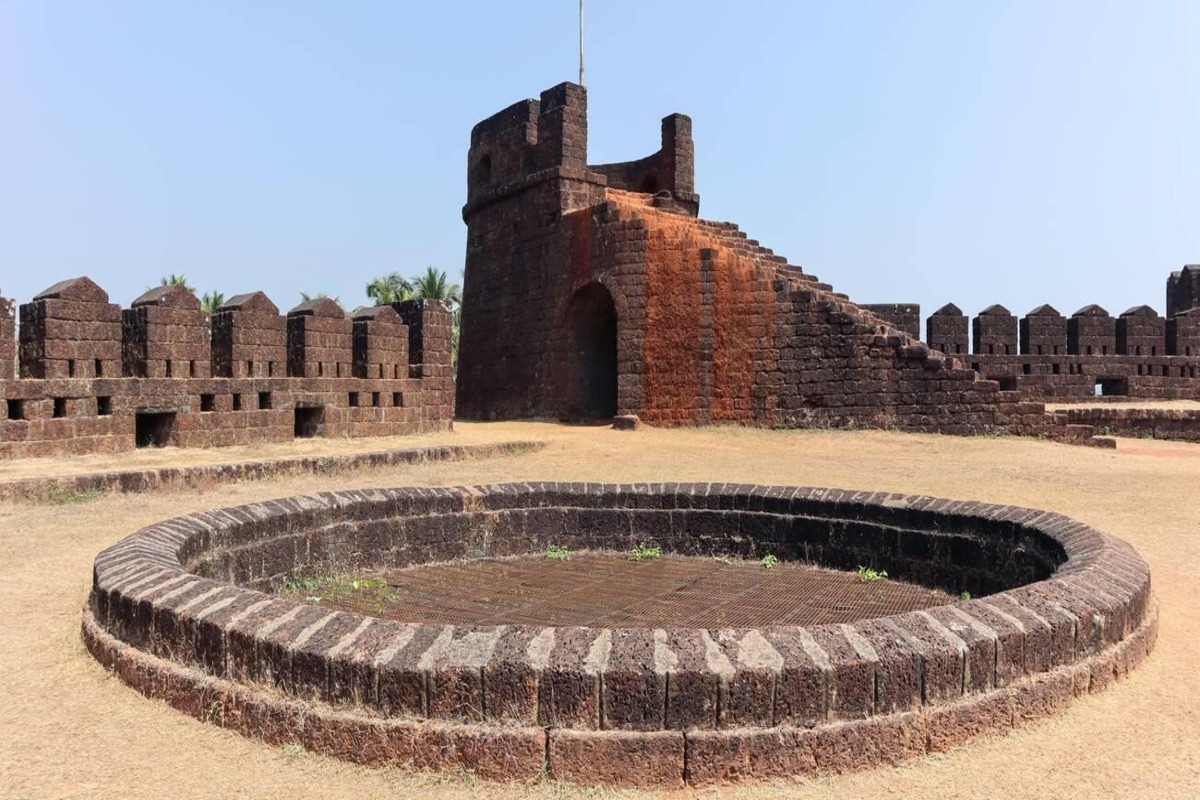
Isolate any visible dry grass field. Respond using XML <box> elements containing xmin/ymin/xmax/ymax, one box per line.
<box><xmin>2</xmin><ymin>421</ymin><xmax>1198</xmax><ymax>799</ymax></box>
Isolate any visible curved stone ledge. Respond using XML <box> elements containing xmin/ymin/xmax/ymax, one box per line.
<box><xmin>0</xmin><ymin>440</ymin><xmax>544</xmax><ymax>503</ymax></box>
<box><xmin>81</xmin><ymin>600</ymin><xmax>1158</xmax><ymax>787</ymax></box>
<box><xmin>85</xmin><ymin>482</ymin><xmax>1157</xmax><ymax>785</ymax></box>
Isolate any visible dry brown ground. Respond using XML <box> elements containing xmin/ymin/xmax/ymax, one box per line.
<box><xmin>1044</xmin><ymin>398</ymin><xmax>1200</xmax><ymax>411</ymax></box>
<box><xmin>2</xmin><ymin>422</ymin><xmax>1198</xmax><ymax>800</ymax></box>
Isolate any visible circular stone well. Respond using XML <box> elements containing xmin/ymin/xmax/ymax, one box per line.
<box><xmin>83</xmin><ymin>483</ymin><xmax>1157</xmax><ymax>787</ymax></box>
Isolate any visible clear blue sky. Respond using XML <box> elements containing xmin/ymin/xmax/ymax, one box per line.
<box><xmin>2</xmin><ymin>1</ymin><xmax>1198</xmax><ymax>322</ymax></box>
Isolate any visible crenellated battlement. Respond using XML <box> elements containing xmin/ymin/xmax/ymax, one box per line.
<box><xmin>973</xmin><ymin>304</ymin><xmax>1017</xmax><ymax>356</ymax></box>
<box><xmin>0</xmin><ymin>295</ymin><xmax>15</xmax><ymax>381</ymax></box>
<box><xmin>465</xmin><ymin>83</ymin><xmax>597</xmax><ymax>217</ymax></box>
<box><xmin>19</xmin><ymin>277</ymin><xmax>121</xmax><ymax>379</ymax></box>
<box><xmin>123</xmin><ymin>284</ymin><xmax>210</xmax><ymax>379</ymax></box>
<box><xmin>589</xmin><ymin>113</ymin><xmax>700</xmax><ymax>216</ymax></box>
<box><xmin>920</xmin><ymin>295</ymin><xmax>1192</xmax><ymax>359</ymax></box>
<box><xmin>1167</xmin><ymin>264</ymin><xmax>1200</xmax><ymax>318</ymax></box>
<box><xmin>463</xmin><ymin>82</ymin><xmax>698</xmax><ymax>221</ymax></box>
<box><xmin>908</xmin><ymin>292</ymin><xmax>1200</xmax><ymax>399</ymax></box>
<box><xmin>286</xmin><ymin>297</ymin><xmax>353</xmax><ymax>380</ymax></box>
<box><xmin>0</xmin><ymin>278</ymin><xmax>454</xmax><ymax>458</ymax></box>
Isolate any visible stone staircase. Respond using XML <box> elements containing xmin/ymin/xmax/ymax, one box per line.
<box><xmin>601</xmin><ymin>189</ymin><xmax>1109</xmax><ymax>445</ymax></box>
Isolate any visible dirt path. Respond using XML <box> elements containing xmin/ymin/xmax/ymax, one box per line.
<box><xmin>1</xmin><ymin>422</ymin><xmax>1198</xmax><ymax>799</ymax></box>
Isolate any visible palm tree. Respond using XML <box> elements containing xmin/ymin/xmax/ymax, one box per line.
<box><xmin>200</xmin><ymin>291</ymin><xmax>225</xmax><ymax>315</ymax></box>
<box><xmin>451</xmin><ymin>304</ymin><xmax>462</xmax><ymax>375</ymax></box>
<box><xmin>365</xmin><ymin>272</ymin><xmax>414</xmax><ymax>306</ymax></box>
<box><xmin>159</xmin><ymin>273</ymin><xmax>194</xmax><ymax>291</ymax></box>
<box><xmin>411</xmin><ymin>267</ymin><xmax>461</xmax><ymax>306</ymax></box>
<box><xmin>299</xmin><ymin>291</ymin><xmax>342</xmax><ymax>306</ymax></box>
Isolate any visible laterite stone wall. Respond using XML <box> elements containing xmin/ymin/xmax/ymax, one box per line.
<box><xmin>456</xmin><ymin>83</ymin><xmax>1096</xmax><ymax>439</ymax></box>
<box><xmin>0</xmin><ymin>281</ymin><xmax>454</xmax><ymax>458</ymax></box>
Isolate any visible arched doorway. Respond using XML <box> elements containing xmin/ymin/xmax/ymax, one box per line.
<box><xmin>564</xmin><ymin>283</ymin><xmax>618</xmax><ymax>420</ymax></box>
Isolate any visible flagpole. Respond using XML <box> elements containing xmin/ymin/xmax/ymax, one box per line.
<box><xmin>579</xmin><ymin>0</ymin><xmax>585</xmax><ymax>86</ymax></box>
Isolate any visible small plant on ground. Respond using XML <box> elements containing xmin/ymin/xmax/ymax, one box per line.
<box><xmin>630</xmin><ymin>542</ymin><xmax>662</xmax><ymax>561</ymax></box>
<box><xmin>282</xmin><ymin>577</ymin><xmax>321</xmax><ymax>593</ymax></box>
<box><xmin>960</xmin><ymin>591</ymin><xmax>972</xmax><ymax>601</ymax></box>
<box><xmin>857</xmin><ymin>565</ymin><xmax>888</xmax><ymax>583</ymax></box>
<box><xmin>545</xmin><ymin>545</ymin><xmax>571</xmax><ymax>561</ymax></box>
<box><xmin>761</xmin><ymin>553</ymin><xmax>779</xmax><ymax>570</ymax></box>
<box><xmin>45</xmin><ymin>488</ymin><xmax>102</xmax><ymax>505</ymax></box>
<box><xmin>278</xmin><ymin>573</ymin><xmax>398</xmax><ymax>613</ymax></box>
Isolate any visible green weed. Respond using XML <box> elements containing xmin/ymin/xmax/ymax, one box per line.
<box><xmin>45</xmin><ymin>488</ymin><xmax>102</xmax><ymax>505</ymax></box>
<box><xmin>278</xmin><ymin>573</ymin><xmax>397</xmax><ymax>613</ymax></box>
<box><xmin>857</xmin><ymin>565</ymin><xmax>888</xmax><ymax>582</ymax></box>
<box><xmin>630</xmin><ymin>543</ymin><xmax>662</xmax><ymax>561</ymax></box>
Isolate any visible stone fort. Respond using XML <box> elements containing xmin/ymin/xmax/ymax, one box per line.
<box><xmin>455</xmin><ymin>82</ymin><xmax>1200</xmax><ymax>437</ymax></box>
<box><xmin>4</xmin><ymin>82</ymin><xmax>1199</xmax><ymax>459</ymax></box>
<box><xmin>0</xmin><ymin>279</ymin><xmax>453</xmax><ymax>458</ymax></box>
<box><xmin>48</xmin><ymin>81</ymin><xmax>1166</xmax><ymax>790</ymax></box>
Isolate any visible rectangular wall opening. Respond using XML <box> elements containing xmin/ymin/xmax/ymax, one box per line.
<box><xmin>997</xmin><ymin>376</ymin><xmax>1018</xmax><ymax>391</ymax></box>
<box><xmin>94</xmin><ymin>358</ymin><xmax>103</xmax><ymax>377</ymax></box>
<box><xmin>53</xmin><ymin>398</ymin><xmax>67</xmax><ymax>418</ymax></box>
<box><xmin>200</xmin><ymin>394</ymin><xmax>215</xmax><ymax>412</ymax></box>
<box><xmin>392</xmin><ymin>392</ymin><xmax>402</xmax><ymax>407</ymax></box>
<box><xmin>348</xmin><ymin>392</ymin><xmax>359</xmax><ymax>408</ymax></box>
<box><xmin>135</xmin><ymin>412</ymin><xmax>176</xmax><ymax>448</ymax></box>
<box><xmin>165</xmin><ymin>360</ymin><xmax>173</xmax><ymax>378</ymax></box>
<box><xmin>1096</xmin><ymin>377</ymin><xmax>1129</xmax><ymax>397</ymax></box>
<box><xmin>6</xmin><ymin>399</ymin><xmax>25</xmax><ymax>420</ymax></box>
<box><xmin>371</xmin><ymin>392</ymin><xmax>381</xmax><ymax>407</ymax></box>
<box><xmin>97</xmin><ymin>396</ymin><xmax>112</xmax><ymax>416</ymax></box>
<box><xmin>232</xmin><ymin>394</ymin><xmax>243</xmax><ymax>411</ymax></box>
<box><xmin>294</xmin><ymin>406</ymin><xmax>325</xmax><ymax>438</ymax></box>
<box><xmin>68</xmin><ymin>359</ymin><xmax>76</xmax><ymax>378</ymax></box>
<box><xmin>258</xmin><ymin>392</ymin><xmax>272</xmax><ymax>410</ymax></box>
